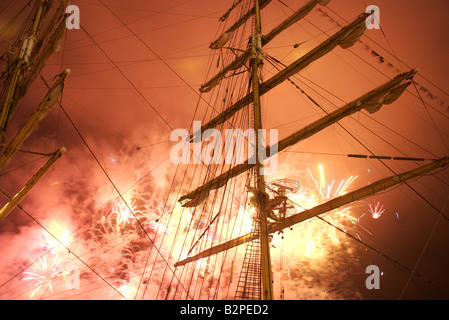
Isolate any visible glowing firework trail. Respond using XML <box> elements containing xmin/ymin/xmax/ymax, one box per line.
<box><xmin>113</xmin><ymin>199</ymin><xmax>141</xmax><ymax>227</ymax></box>
<box><xmin>40</xmin><ymin>221</ymin><xmax>73</xmax><ymax>254</ymax></box>
<box><xmin>278</xmin><ymin>165</ymin><xmax>359</xmax><ymax>258</ymax></box>
<box><xmin>369</xmin><ymin>202</ymin><xmax>386</xmax><ymax>219</ymax></box>
<box><xmin>22</xmin><ymin>254</ymin><xmax>66</xmax><ymax>299</ymax></box>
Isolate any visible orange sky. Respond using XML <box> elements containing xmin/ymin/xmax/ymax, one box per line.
<box><xmin>1</xmin><ymin>0</ymin><xmax>449</xmax><ymax>300</ymax></box>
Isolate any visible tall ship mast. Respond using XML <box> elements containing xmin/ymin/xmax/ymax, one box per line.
<box><xmin>171</xmin><ymin>0</ymin><xmax>448</xmax><ymax>300</ymax></box>
<box><xmin>0</xmin><ymin>0</ymin><xmax>448</xmax><ymax>301</ymax></box>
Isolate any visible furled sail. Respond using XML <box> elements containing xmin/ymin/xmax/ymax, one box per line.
<box><xmin>262</xmin><ymin>0</ymin><xmax>330</xmax><ymax>45</ymax></box>
<box><xmin>219</xmin><ymin>0</ymin><xmax>244</xmax><ymax>22</ymax></box>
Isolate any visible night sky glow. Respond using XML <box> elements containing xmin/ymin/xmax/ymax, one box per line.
<box><xmin>1</xmin><ymin>0</ymin><xmax>449</xmax><ymax>301</ymax></box>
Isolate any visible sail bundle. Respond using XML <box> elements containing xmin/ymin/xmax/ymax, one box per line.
<box><xmin>210</xmin><ymin>0</ymin><xmax>272</xmax><ymax>49</ymax></box>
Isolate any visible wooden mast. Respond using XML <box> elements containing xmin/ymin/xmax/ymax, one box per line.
<box><xmin>251</xmin><ymin>0</ymin><xmax>273</xmax><ymax>300</ymax></box>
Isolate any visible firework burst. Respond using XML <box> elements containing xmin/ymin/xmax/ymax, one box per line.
<box><xmin>113</xmin><ymin>199</ymin><xmax>142</xmax><ymax>227</ymax></box>
<box><xmin>22</xmin><ymin>254</ymin><xmax>68</xmax><ymax>299</ymax></box>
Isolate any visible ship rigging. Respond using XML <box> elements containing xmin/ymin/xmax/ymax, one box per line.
<box><xmin>0</xmin><ymin>0</ymin><xmax>448</xmax><ymax>300</ymax></box>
